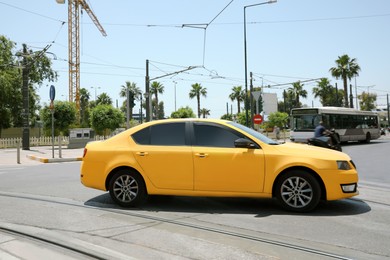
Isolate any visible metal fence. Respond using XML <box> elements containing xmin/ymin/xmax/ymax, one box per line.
<box><xmin>0</xmin><ymin>136</ymin><xmax>106</xmax><ymax>149</ymax></box>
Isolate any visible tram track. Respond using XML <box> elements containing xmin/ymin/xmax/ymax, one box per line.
<box><xmin>0</xmin><ymin>226</ymin><xmax>104</xmax><ymax>260</ymax></box>
<box><xmin>0</xmin><ymin>191</ymin><xmax>371</xmax><ymax>259</ymax></box>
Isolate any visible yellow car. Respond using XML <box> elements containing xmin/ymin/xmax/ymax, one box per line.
<box><xmin>81</xmin><ymin>119</ymin><xmax>358</xmax><ymax>212</ymax></box>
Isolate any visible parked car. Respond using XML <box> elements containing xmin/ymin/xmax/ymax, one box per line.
<box><xmin>81</xmin><ymin>119</ymin><xmax>358</xmax><ymax>212</ymax></box>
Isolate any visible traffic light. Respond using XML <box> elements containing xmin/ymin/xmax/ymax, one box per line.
<box><xmin>128</xmin><ymin>90</ymin><xmax>135</xmax><ymax>108</ymax></box>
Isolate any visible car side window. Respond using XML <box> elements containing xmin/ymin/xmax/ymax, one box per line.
<box><xmin>132</xmin><ymin>122</ymin><xmax>186</xmax><ymax>146</ymax></box>
<box><xmin>131</xmin><ymin>127</ymin><xmax>150</xmax><ymax>145</ymax></box>
<box><xmin>194</xmin><ymin>123</ymin><xmax>244</xmax><ymax>148</ymax></box>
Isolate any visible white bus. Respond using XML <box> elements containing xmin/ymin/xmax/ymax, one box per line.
<box><xmin>290</xmin><ymin>107</ymin><xmax>381</xmax><ymax>143</ymax></box>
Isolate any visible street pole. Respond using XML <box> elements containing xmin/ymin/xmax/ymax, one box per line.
<box><xmin>22</xmin><ymin>44</ymin><xmax>30</xmax><ymax>150</ymax></box>
<box><xmin>126</xmin><ymin>89</ymin><xmax>130</xmax><ymax>128</ymax></box>
<box><xmin>145</xmin><ymin>59</ymin><xmax>150</xmax><ymax>122</ymax></box>
<box><xmin>140</xmin><ymin>93</ymin><xmax>143</xmax><ymax>123</ymax></box>
<box><xmin>250</xmin><ymin>72</ymin><xmax>254</xmax><ymax>128</ymax></box>
<box><xmin>174</xmin><ymin>81</ymin><xmax>177</xmax><ymax>111</ymax></box>
<box><xmin>387</xmin><ymin>94</ymin><xmax>390</xmax><ymax>128</ymax></box>
<box><xmin>244</xmin><ymin>0</ymin><xmax>276</xmax><ymax>127</ymax></box>
<box><xmin>349</xmin><ymin>84</ymin><xmax>354</xmax><ymax>108</ymax></box>
<box><xmin>244</xmin><ymin>6</ymin><xmax>249</xmax><ymax>127</ymax></box>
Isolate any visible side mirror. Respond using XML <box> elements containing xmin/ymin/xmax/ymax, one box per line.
<box><xmin>234</xmin><ymin>138</ymin><xmax>257</xmax><ymax>149</ymax></box>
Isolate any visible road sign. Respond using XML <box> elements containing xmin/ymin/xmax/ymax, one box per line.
<box><xmin>253</xmin><ymin>114</ymin><xmax>263</xmax><ymax>124</ymax></box>
<box><xmin>49</xmin><ymin>85</ymin><xmax>56</xmax><ymax>101</ymax></box>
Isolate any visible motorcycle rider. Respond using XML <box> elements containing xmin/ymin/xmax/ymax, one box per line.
<box><xmin>314</xmin><ymin>121</ymin><xmax>332</xmax><ymax>145</ymax></box>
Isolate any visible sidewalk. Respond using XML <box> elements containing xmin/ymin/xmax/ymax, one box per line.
<box><xmin>0</xmin><ymin>146</ymin><xmax>84</xmax><ymax>166</ymax></box>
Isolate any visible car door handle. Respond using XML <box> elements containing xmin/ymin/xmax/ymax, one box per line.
<box><xmin>136</xmin><ymin>152</ymin><xmax>148</xmax><ymax>156</ymax></box>
<box><xmin>195</xmin><ymin>153</ymin><xmax>208</xmax><ymax>158</ymax></box>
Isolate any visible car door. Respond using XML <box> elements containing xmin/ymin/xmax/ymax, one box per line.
<box><xmin>131</xmin><ymin>122</ymin><xmax>193</xmax><ymax>190</ymax></box>
<box><xmin>192</xmin><ymin>122</ymin><xmax>265</xmax><ymax>193</ymax></box>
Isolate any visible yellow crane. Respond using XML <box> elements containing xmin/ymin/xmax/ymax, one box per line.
<box><xmin>56</xmin><ymin>0</ymin><xmax>106</xmax><ymax>114</ymax></box>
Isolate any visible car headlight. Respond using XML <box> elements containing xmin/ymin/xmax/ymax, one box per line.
<box><xmin>337</xmin><ymin>160</ymin><xmax>351</xmax><ymax>170</ymax></box>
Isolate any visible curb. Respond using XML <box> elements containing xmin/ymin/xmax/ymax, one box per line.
<box><xmin>26</xmin><ymin>155</ymin><xmax>82</xmax><ymax>163</ymax></box>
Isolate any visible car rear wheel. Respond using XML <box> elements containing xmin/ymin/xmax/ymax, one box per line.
<box><xmin>275</xmin><ymin>171</ymin><xmax>321</xmax><ymax>212</ymax></box>
<box><xmin>109</xmin><ymin>170</ymin><xmax>147</xmax><ymax>207</ymax></box>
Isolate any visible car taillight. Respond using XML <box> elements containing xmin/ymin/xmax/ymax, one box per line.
<box><xmin>83</xmin><ymin>148</ymin><xmax>87</xmax><ymax>158</ymax></box>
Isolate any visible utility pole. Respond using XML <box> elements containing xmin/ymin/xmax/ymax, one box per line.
<box><xmin>335</xmin><ymin>83</ymin><xmax>338</xmax><ymax>107</ymax></box>
<box><xmin>22</xmin><ymin>44</ymin><xmax>30</xmax><ymax>150</ymax></box>
<box><xmin>145</xmin><ymin>60</ymin><xmax>199</xmax><ymax>122</ymax></box>
<box><xmin>126</xmin><ymin>89</ymin><xmax>130</xmax><ymax>128</ymax></box>
<box><xmin>145</xmin><ymin>59</ymin><xmax>150</xmax><ymax>121</ymax></box>
<box><xmin>250</xmin><ymin>72</ymin><xmax>254</xmax><ymax>128</ymax></box>
<box><xmin>140</xmin><ymin>93</ymin><xmax>143</xmax><ymax>123</ymax></box>
<box><xmin>349</xmin><ymin>84</ymin><xmax>354</xmax><ymax>108</ymax></box>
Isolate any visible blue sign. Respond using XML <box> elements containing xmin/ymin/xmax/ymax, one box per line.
<box><xmin>49</xmin><ymin>85</ymin><xmax>56</xmax><ymax>101</ymax></box>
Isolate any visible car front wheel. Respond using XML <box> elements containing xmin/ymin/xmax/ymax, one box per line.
<box><xmin>109</xmin><ymin>170</ymin><xmax>147</xmax><ymax>207</ymax></box>
<box><xmin>275</xmin><ymin>171</ymin><xmax>321</xmax><ymax>212</ymax></box>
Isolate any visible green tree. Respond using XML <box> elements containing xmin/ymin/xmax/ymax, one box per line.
<box><xmin>157</xmin><ymin>101</ymin><xmax>165</xmax><ymax>119</ymax></box>
<box><xmin>281</xmin><ymin>89</ymin><xmax>294</xmax><ymax>114</ymax></box>
<box><xmin>189</xmin><ymin>83</ymin><xmax>207</xmax><ymax>118</ymax></box>
<box><xmin>0</xmin><ymin>36</ymin><xmax>57</xmax><ymax>133</ymax></box>
<box><xmin>229</xmin><ymin>86</ymin><xmax>244</xmax><ymax>114</ymax></box>
<box><xmin>79</xmin><ymin>88</ymin><xmax>90</xmax><ymax>127</ymax></box>
<box><xmin>96</xmin><ymin>92</ymin><xmax>112</xmax><ymax>106</ymax></box>
<box><xmin>267</xmin><ymin>111</ymin><xmax>289</xmax><ymax>129</ymax></box>
<box><xmin>120</xmin><ymin>81</ymin><xmax>141</xmax><ymax>120</ymax></box>
<box><xmin>312</xmin><ymin>78</ymin><xmax>333</xmax><ymax>106</ymax></box>
<box><xmin>40</xmin><ymin>101</ymin><xmax>76</xmax><ymax>136</ymax></box>
<box><xmin>235</xmin><ymin>111</ymin><xmax>249</xmax><ymax>126</ymax></box>
<box><xmin>329</xmin><ymin>54</ymin><xmax>361</xmax><ymax>108</ymax></box>
<box><xmin>200</xmin><ymin>108</ymin><xmax>210</xmax><ymax>118</ymax></box>
<box><xmin>289</xmin><ymin>81</ymin><xmax>307</xmax><ymax>108</ymax></box>
<box><xmin>17</xmin><ymin>43</ymin><xmax>57</xmax><ymax>127</ymax></box>
<box><xmin>0</xmin><ymin>36</ymin><xmax>16</xmax><ymax>135</ymax></box>
<box><xmin>220</xmin><ymin>114</ymin><xmax>233</xmax><ymax>121</ymax></box>
<box><xmin>312</xmin><ymin>78</ymin><xmax>345</xmax><ymax>107</ymax></box>
<box><xmin>358</xmin><ymin>91</ymin><xmax>377</xmax><ymax>111</ymax></box>
<box><xmin>170</xmin><ymin>106</ymin><xmax>196</xmax><ymax>118</ymax></box>
<box><xmin>90</xmin><ymin>104</ymin><xmax>124</xmax><ymax>136</ymax></box>
<box><xmin>150</xmin><ymin>81</ymin><xmax>164</xmax><ymax>119</ymax></box>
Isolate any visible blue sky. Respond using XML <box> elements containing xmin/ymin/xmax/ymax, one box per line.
<box><xmin>1</xmin><ymin>0</ymin><xmax>389</xmax><ymax>118</ymax></box>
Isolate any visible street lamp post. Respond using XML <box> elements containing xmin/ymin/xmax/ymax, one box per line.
<box><xmin>91</xmin><ymin>86</ymin><xmax>100</xmax><ymax>100</ymax></box>
<box><xmin>244</xmin><ymin>0</ymin><xmax>276</xmax><ymax>127</ymax></box>
<box><xmin>173</xmin><ymin>81</ymin><xmax>177</xmax><ymax>111</ymax></box>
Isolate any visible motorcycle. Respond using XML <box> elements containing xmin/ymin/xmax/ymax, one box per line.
<box><xmin>307</xmin><ymin>129</ymin><xmax>342</xmax><ymax>152</ymax></box>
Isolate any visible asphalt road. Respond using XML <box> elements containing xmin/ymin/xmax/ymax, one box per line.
<box><xmin>0</xmin><ymin>139</ymin><xmax>390</xmax><ymax>259</ymax></box>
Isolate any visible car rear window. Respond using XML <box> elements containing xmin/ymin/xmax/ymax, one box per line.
<box><xmin>132</xmin><ymin>122</ymin><xmax>186</xmax><ymax>146</ymax></box>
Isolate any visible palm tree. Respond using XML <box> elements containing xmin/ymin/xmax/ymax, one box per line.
<box><xmin>120</xmin><ymin>81</ymin><xmax>141</xmax><ymax>99</ymax></box>
<box><xmin>150</xmin><ymin>81</ymin><xmax>164</xmax><ymax>119</ymax></box>
<box><xmin>289</xmin><ymin>81</ymin><xmax>307</xmax><ymax>108</ymax></box>
<box><xmin>96</xmin><ymin>92</ymin><xmax>112</xmax><ymax>106</ymax></box>
<box><xmin>329</xmin><ymin>54</ymin><xmax>361</xmax><ymax>108</ymax></box>
<box><xmin>120</xmin><ymin>81</ymin><xmax>141</xmax><ymax>120</ymax></box>
<box><xmin>189</xmin><ymin>83</ymin><xmax>207</xmax><ymax>118</ymax></box>
<box><xmin>312</xmin><ymin>78</ymin><xmax>333</xmax><ymax>106</ymax></box>
<box><xmin>79</xmin><ymin>88</ymin><xmax>90</xmax><ymax>127</ymax></box>
<box><xmin>229</xmin><ymin>86</ymin><xmax>244</xmax><ymax>114</ymax></box>
<box><xmin>200</xmin><ymin>108</ymin><xmax>210</xmax><ymax>118</ymax></box>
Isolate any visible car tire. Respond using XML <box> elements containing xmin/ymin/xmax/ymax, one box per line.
<box><xmin>109</xmin><ymin>170</ymin><xmax>147</xmax><ymax>207</ymax></box>
<box><xmin>275</xmin><ymin>171</ymin><xmax>321</xmax><ymax>212</ymax></box>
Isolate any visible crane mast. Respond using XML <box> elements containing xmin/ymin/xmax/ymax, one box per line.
<box><xmin>58</xmin><ymin>0</ymin><xmax>106</xmax><ymax>117</ymax></box>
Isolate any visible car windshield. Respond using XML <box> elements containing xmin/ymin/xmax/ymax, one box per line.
<box><xmin>227</xmin><ymin>122</ymin><xmax>279</xmax><ymax>145</ymax></box>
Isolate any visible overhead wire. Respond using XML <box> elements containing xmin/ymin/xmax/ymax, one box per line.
<box><xmin>3</xmin><ymin>1</ymin><xmax>388</xmax><ymax>98</ymax></box>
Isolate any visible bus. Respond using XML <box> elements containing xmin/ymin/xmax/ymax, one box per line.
<box><xmin>290</xmin><ymin>107</ymin><xmax>381</xmax><ymax>143</ymax></box>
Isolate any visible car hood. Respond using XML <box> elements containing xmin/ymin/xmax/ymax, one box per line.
<box><xmin>271</xmin><ymin>142</ymin><xmax>351</xmax><ymax>161</ymax></box>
